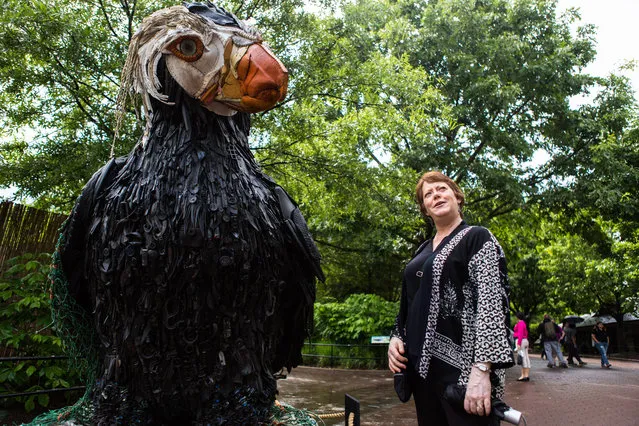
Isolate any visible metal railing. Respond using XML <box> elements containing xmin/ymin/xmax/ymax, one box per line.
<box><xmin>0</xmin><ymin>355</ymin><xmax>85</xmax><ymax>399</ymax></box>
<box><xmin>301</xmin><ymin>342</ymin><xmax>388</xmax><ymax>368</ymax></box>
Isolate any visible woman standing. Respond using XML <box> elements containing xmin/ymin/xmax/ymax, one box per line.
<box><xmin>388</xmin><ymin>171</ymin><xmax>514</xmax><ymax>425</ymax></box>
<box><xmin>591</xmin><ymin>321</ymin><xmax>612</xmax><ymax>368</ymax></box>
<box><xmin>513</xmin><ymin>313</ymin><xmax>530</xmax><ymax>381</ymax></box>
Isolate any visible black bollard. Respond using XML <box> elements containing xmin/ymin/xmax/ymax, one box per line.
<box><xmin>345</xmin><ymin>393</ymin><xmax>360</xmax><ymax>426</ymax></box>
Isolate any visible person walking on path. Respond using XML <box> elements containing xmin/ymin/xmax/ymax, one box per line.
<box><xmin>591</xmin><ymin>321</ymin><xmax>612</xmax><ymax>368</ymax></box>
<box><xmin>563</xmin><ymin>322</ymin><xmax>586</xmax><ymax>366</ymax></box>
<box><xmin>388</xmin><ymin>171</ymin><xmax>514</xmax><ymax>425</ymax></box>
<box><xmin>539</xmin><ymin>333</ymin><xmax>546</xmax><ymax>360</ymax></box>
<box><xmin>537</xmin><ymin>315</ymin><xmax>567</xmax><ymax>368</ymax></box>
<box><xmin>513</xmin><ymin>312</ymin><xmax>530</xmax><ymax>381</ymax></box>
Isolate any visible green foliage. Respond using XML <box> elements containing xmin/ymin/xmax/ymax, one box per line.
<box><xmin>0</xmin><ymin>254</ymin><xmax>82</xmax><ymax>412</ymax></box>
<box><xmin>490</xmin><ymin>208</ymin><xmax>553</xmax><ymax>319</ymax></box>
<box><xmin>494</xmin><ymin>205</ymin><xmax>639</xmax><ymax>323</ymax></box>
<box><xmin>531</xmin><ymin>72</ymin><xmax>639</xmax><ymax>319</ymax></box>
<box><xmin>538</xmin><ymin>217</ymin><xmax>639</xmax><ymax>317</ymax></box>
<box><xmin>0</xmin><ymin>0</ymin><xmax>156</xmax><ymax>211</ymax></box>
<box><xmin>308</xmin><ymin>293</ymin><xmax>397</xmax><ymax>368</ymax></box>
<box><xmin>301</xmin><ymin>341</ymin><xmax>387</xmax><ymax>369</ymax></box>
<box><xmin>390</xmin><ymin>0</ymin><xmax>597</xmax><ymax>219</ymax></box>
<box><xmin>255</xmin><ymin>0</ymin><xmax>448</xmax><ymax>300</ymax></box>
<box><xmin>313</xmin><ymin>293</ymin><xmax>398</xmax><ymax>342</ymax></box>
<box><xmin>253</xmin><ymin>0</ymin><xmax>606</xmax><ymax>300</ymax></box>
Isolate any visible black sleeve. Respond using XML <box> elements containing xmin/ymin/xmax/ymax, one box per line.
<box><xmin>391</xmin><ymin>277</ymin><xmax>407</xmax><ymax>341</ymax></box>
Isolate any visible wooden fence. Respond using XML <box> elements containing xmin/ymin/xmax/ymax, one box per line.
<box><xmin>0</xmin><ymin>201</ymin><xmax>67</xmax><ymax>271</ymax></box>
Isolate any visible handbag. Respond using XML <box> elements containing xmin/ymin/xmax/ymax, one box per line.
<box><xmin>516</xmin><ymin>352</ymin><xmax>523</xmax><ymax>366</ymax></box>
<box><xmin>394</xmin><ymin>371</ymin><xmax>412</xmax><ymax>402</ymax></box>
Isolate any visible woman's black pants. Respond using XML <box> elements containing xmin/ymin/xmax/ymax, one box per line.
<box><xmin>566</xmin><ymin>342</ymin><xmax>583</xmax><ymax>364</ymax></box>
<box><xmin>410</xmin><ymin>372</ymin><xmax>499</xmax><ymax>426</ymax></box>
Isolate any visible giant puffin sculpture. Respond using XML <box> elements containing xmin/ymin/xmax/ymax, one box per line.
<box><xmin>51</xmin><ymin>2</ymin><xmax>323</xmax><ymax>424</ymax></box>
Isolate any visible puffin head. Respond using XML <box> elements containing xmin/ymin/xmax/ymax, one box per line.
<box><xmin>121</xmin><ymin>1</ymin><xmax>288</xmax><ymax>116</ymax></box>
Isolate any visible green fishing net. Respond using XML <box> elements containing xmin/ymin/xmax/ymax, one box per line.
<box><xmin>24</xmin><ymin>233</ymin><xmax>98</xmax><ymax>426</ymax></box>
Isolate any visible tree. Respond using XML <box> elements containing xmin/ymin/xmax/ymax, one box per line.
<box><xmin>253</xmin><ymin>0</ymin><xmax>453</xmax><ymax>299</ymax></box>
<box><xmin>551</xmin><ymin>73</ymin><xmax>639</xmax><ymax>228</ymax></box>
<box><xmin>537</xmin><ymin>218</ymin><xmax>639</xmax><ymax>351</ymax></box>
<box><xmin>539</xmin><ymin>70</ymin><xmax>639</xmax><ymax>319</ymax></box>
<box><xmin>388</xmin><ymin>0</ymin><xmax>597</xmax><ymax>220</ymax></box>
<box><xmin>258</xmin><ymin>0</ymin><xmax>603</xmax><ymax>299</ymax></box>
<box><xmin>0</xmin><ymin>0</ymin><xmax>162</xmax><ymax>210</ymax></box>
<box><xmin>490</xmin><ymin>208</ymin><xmax>553</xmax><ymax>320</ymax></box>
<box><xmin>0</xmin><ymin>0</ymin><xmax>313</xmax><ymax>211</ymax></box>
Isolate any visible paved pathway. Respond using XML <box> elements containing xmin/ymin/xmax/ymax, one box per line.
<box><xmin>277</xmin><ymin>355</ymin><xmax>639</xmax><ymax>425</ymax></box>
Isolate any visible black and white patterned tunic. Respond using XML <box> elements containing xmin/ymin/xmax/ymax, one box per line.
<box><xmin>391</xmin><ymin>221</ymin><xmax>514</xmax><ymax>397</ymax></box>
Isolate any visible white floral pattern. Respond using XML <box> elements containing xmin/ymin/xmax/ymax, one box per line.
<box><xmin>440</xmin><ymin>279</ymin><xmax>460</xmax><ymax>319</ymax></box>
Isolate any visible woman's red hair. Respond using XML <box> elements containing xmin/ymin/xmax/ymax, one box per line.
<box><xmin>414</xmin><ymin>171</ymin><xmax>465</xmax><ymax>218</ymax></box>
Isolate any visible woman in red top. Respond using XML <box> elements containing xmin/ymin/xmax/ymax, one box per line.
<box><xmin>513</xmin><ymin>312</ymin><xmax>530</xmax><ymax>381</ymax></box>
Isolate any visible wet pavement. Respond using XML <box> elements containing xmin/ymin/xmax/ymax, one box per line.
<box><xmin>277</xmin><ymin>355</ymin><xmax>639</xmax><ymax>425</ymax></box>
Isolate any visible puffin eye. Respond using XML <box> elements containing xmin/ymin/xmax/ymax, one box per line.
<box><xmin>168</xmin><ymin>36</ymin><xmax>204</xmax><ymax>62</ymax></box>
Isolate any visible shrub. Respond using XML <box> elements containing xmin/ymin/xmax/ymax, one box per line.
<box><xmin>0</xmin><ymin>254</ymin><xmax>83</xmax><ymax>412</ymax></box>
<box><xmin>313</xmin><ymin>293</ymin><xmax>399</xmax><ymax>343</ymax></box>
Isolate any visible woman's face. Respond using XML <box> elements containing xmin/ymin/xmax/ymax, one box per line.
<box><xmin>421</xmin><ymin>181</ymin><xmax>461</xmax><ymax>221</ymax></box>
<box><xmin>598</xmin><ymin>323</ymin><xmax>604</xmax><ymax>329</ymax></box>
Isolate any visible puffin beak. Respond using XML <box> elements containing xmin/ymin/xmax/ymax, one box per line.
<box><xmin>201</xmin><ymin>42</ymin><xmax>288</xmax><ymax>113</ymax></box>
